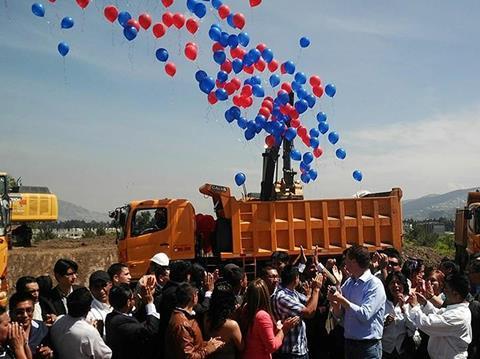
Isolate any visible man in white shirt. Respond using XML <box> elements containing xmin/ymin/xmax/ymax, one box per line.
<box><xmin>51</xmin><ymin>287</ymin><xmax>112</xmax><ymax>359</ymax></box>
<box><xmin>86</xmin><ymin>271</ymin><xmax>113</xmax><ymax>338</ymax></box>
<box><xmin>406</xmin><ymin>273</ymin><xmax>472</xmax><ymax>359</ymax></box>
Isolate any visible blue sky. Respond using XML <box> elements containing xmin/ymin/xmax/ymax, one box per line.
<box><xmin>1</xmin><ymin>0</ymin><xmax>480</xmax><ymax>214</ymax></box>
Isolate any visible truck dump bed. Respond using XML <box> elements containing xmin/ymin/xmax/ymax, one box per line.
<box><xmin>218</xmin><ymin>188</ymin><xmax>403</xmax><ymax>258</ymax></box>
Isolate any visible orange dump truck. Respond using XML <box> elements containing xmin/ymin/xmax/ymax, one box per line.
<box><xmin>455</xmin><ymin>190</ymin><xmax>480</xmax><ymax>271</ymax></box>
<box><xmin>112</xmin><ymin>184</ymin><xmax>403</xmax><ymax>279</ymax></box>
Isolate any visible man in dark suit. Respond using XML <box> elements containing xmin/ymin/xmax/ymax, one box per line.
<box><xmin>105</xmin><ymin>279</ymin><xmax>160</xmax><ymax>359</ymax></box>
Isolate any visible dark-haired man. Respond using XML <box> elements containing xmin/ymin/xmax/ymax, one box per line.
<box><xmin>0</xmin><ymin>305</ymin><xmax>29</xmax><ymax>359</ymax></box>
<box><xmin>260</xmin><ymin>265</ymin><xmax>280</xmax><ymax>296</ymax></box>
<box><xmin>15</xmin><ymin>276</ymin><xmax>43</xmax><ymax>321</ymax></box>
<box><xmin>44</xmin><ymin>259</ymin><xmax>80</xmax><ymax>316</ymax></box>
<box><xmin>328</xmin><ymin>244</ymin><xmax>386</xmax><ymax>359</ymax></box>
<box><xmin>406</xmin><ymin>273</ymin><xmax>472</xmax><ymax>359</ymax></box>
<box><xmin>107</xmin><ymin>263</ymin><xmax>131</xmax><ymax>286</ymax></box>
<box><xmin>50</xmin><ymin>287</ymin><xmax>112</xmax><ymax>359</ymax></box>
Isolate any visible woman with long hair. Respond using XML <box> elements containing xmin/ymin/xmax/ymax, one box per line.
<box><xmin>242</xmin><ymin>279</ymin><xmax>299</xmax><ymax>359</ymax></box>
<box><xmin>204</xmin><ymin>282</ymin><xmax>243</xmax><ymax>359</ymax></box>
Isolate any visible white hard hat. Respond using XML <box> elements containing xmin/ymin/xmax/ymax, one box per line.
<box><xmin>150</xmin><ymin>252</ymin><xmax>170</xmax><ymax>267</ymax></box>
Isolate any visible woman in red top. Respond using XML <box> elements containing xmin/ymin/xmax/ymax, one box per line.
<box><xmin>242</xmin><ymin>279</ymin><xmax>299</xmax><ymax>359</ymax></box>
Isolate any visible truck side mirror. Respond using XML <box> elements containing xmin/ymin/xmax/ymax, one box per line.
<box><xmin>119</xmin><ymin>212</ymin><xmax>126</xmax><ymax>227</ymax></box>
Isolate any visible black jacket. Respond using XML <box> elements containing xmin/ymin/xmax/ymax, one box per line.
<box><xmin>105</xmin><ymin>310</ymin><xmax>160</xmax><ymax>359</ymax></box>
<box><xmin>40</xmin><ymin>285</ymin><xmax>81</xmax><ymax>316</ymax></box>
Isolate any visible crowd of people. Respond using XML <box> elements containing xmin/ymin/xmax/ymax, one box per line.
<box><xmin>1</xmin><ymin>245</ymin><xmax>479</xmax><ymax>359</ymax></box>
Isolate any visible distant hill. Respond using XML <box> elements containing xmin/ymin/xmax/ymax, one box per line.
<box><xmin>403</xmin><ymin>188</ymin><xmax>479</xmax><ymax>220</ymax></box>
<box><xmin>58</xmin><ymin>200</ymin><xmax>109</xmax><ymax>222</ymax></box>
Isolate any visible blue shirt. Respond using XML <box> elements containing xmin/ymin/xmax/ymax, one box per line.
<box><xmin>341</xmin><ymin>269</ymin><xmax>386</xmax><ymax>340</ymax></box>
<box><xmin>272</xmin><ymin>286</ymin><xmax>308</xmax><ymax>355</ymax></box>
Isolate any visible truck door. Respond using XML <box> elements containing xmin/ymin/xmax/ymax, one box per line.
<box><xmin>126</xmin><ymin>207</ymin><xmax>170</xmax><ymax>279</ymax></box>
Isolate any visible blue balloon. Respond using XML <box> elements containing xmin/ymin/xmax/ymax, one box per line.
<box><xmin>290</xmin><ymin>149</ymin><xmax>302</xmax><ymax>161</ymax></box>
<box><xmin>255</xmin><ymin>115</ymin><xmax>266</xmax><ymax>127</ymax></box>
<box><xmin>61</xmin><ymin>17</ymin><xmax>74</xmax><ymax>29</ymax></box>
<box><xmin>195</xmin><ymin>70</ymin><xmax>207</xmax><ymax>82</ymax></box>
<box><xmin>232</xmin><ymin>59</ymin><xmax>243</xmax><ymax>74</ymax></box>
<box><xmin>123</xmin><ymin>26</ymin><xmax>137</xmax><ymax>41</ymax></box>
<box><xmin>216</xmin><ymin>88</ymin><xmax>228</xmax><ymax>101</ymax></box>
<box><xmin>227</xmin><ymin>14</ymin><xmax>235</xmax><ymax>28</ymax></box>
<box><xmin>228</xmin><ymin>34</ymin><xmax>239</xmax><ymax>48</ymax></box>
<box><xmin>310</xmin><ymin>128</ymin><xmax>320</xmax><ymax>138</ymax></box>
<box><xmin>353</xmin><ymin>170</ymin><xmax>363</xmax><ymax>182</ymax></box>
<box><xmin>155</xmin><ymin>48</ymin><xmax>169</xmax><ymax>62</ymax></box>
<box><xmin>316</xmin><ymin>111</ymin><xmax>327</xmax><ymax>122</ymax></box>
<box><xmin>318</xmin><ymin>122</ymin><xmax>329</xmax><ymax>134</ymax></box>
<box><xmin>309</xmin><ymin>169</ymin><xmax>318</xmax><ymax>181</ymax></box>
<box><xmin>299</xmin><ymin>36</ymin><xmax>311</xmax><ymax>48</ymax></box>
<box><xmin>213</xmin><ymin>51</ymin><xmax>226</xmax><ymax>65</ymax></box>
<box><xmin>194</xmin><ymin>3</ymin><xmax>207</xmax><ymax>18</ymax></box>
<box><xmin>291</xmin><ymin>81</ymin><xmax>301</xmax><ymax>93</ymax></box>
<box><xmin>284</xmin><ymin>61</ymin><xmax>295</xmax><ymax>74</ymax></box>
<box><xmin>310</xmin><ymin>137</ymin><xmax>319</xmax><ymax>149</ymax></box>
<box><xmin>284</xmin><ymin>128</ymin><xmax>297</xmax><ymax>141</ymax></box>
<box><xmin>252</xmin><ymin>84</ymin><xmax>265</xmax><ymax>98</ymax></box>
<box><xmin>300</xmin><ymin>162</ymin><xmax>311</xmax><ymax>174</ymax></box>
<box><xmin>262</xmin><ymin>48</ymin><xmax>273</xmax><ymax>63</ymax></box>
<box><xmin>325</xmin><ymin>83</ymin><xmax>336</xmax><ymax>97</ymax></box>
<box><xmin>118</xmin><ymin>11</ymin><xmax>131</xmax><ymax>27</ymax></box>
<box><xmin>217</xmin><ymin>71</ymin><xmax>228</xmax><ymax>83</ymax></box>
<box><xmin>296</xmin><ymin>88</ymin><xmax>308</xmax><ymax>100</ymax></box>
<box><xmin>295</xmin><ymin>100</ymin><xmax>308</xmax><ymax>114</ymax></box>
<box><xmin>187</xmin><ymin>0</ymin><xmax>198</xmax><ymax>12</ymax></box>
<box><xmin>238</xmin><ymin>32</ymin><xmax>250</xmax><ymax>47</ymax></box>
<box><xmin>199</xmin><ymin>77</ymin><xmax>215</xmax><ymax>94</ymax></box>
<box><xmin>335</xmin><ymin>148</ymin><xmax>346</xmax><ymax>160</ymax></box>
<box><xmin>269</xmin><ymin>74</ymin><xmax>280</xmax><ymax>88</ymax></box>
<box><xmin>219</xmin><ymin>32</ymin><xmax>229</xmax><ymax>47</ymax></box>
<box><xmin>230</xmin><ymin>106</ymin><xmax>241</xmax><ymax>120</ymax></box>
<box><xmin>31</xmin><ymin>3</ymin><xmax>45</xmax><ymax>17</ymax></box>
<box><xmin>57</xmin><ymin>42</ymin><xmax>69</xmax><ymax>57</ymax></box>
<box><xmin>328</xmin><ymin>131</ymin><xmax>339</xmax><ymax>145</ymax></box>
<box><xmin>234</xmin><ymin>172</ymin><xmax>246</xmax><ymax>186</ymax></box>
<box><xmin>305</xmin><ymin>94</ymin><xmax>316</xmax><ymax>108</ymax></box>
<box><xmin>278</xmin><ymin>91</ymin><xmax>290</xmax><ymax>105</ymax></box>
<box><xmin>300</xmin><ymin>172</ymin><xmax>311</xmax><ymax>184</ymax></box>
<box><xmin>294</xmin><ymin>72</ymin><xmax>307</xmax><ymax>85</ymax></box>
<box><xmin>303</xmin><ymin>152</ymin><xmax>314</xmax><ymax>165</ymax></box>
<box><xmin>225</xmin><ymin>109</ymin><xmax>234</xmax><ymax>123</ymax></box>
<box><xmin>237</xmin><ymin>117</ymin><xmax>248</xmax><ymax>129</ymax></box>
<box><xmin>249</xmin><ymin>49</ymin><xmax>261</xmax><ymax>63</ymax></box>
<box><xmin>251</xmin><ymin>76</ymin><xmax>262</xmax><ymax>85</ymax></box>
<box><xmin>212</xmin><ymin>0</ymin><xmax>223</xmax><ymax>10</ymax></box>
<box><xmin>208</xmin><ymin>26</ymin><xmax>221</xmax><ymax>41</ymax></box>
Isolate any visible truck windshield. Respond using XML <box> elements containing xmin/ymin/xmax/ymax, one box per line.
<box><xmin>131</xmin><ymin>208</ymin><xmax>167</xmax><ymax>236</ymax></box>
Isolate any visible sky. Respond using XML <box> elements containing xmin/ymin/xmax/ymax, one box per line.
<box><xmin>1</xmin><ymin>0</ymin><xmax>480</xmax><ymax>215</ymax></box>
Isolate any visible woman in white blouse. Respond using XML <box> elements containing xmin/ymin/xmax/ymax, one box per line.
<box><xmin>382</xmin><ymin>272</ymin><xmax>417</xmax><ymax>359</ymax></box>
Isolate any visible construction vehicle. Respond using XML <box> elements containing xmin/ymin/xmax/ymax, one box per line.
<box><xmin>455</xmin><ymin>190</ymin><xmax>480</xmax><ymax>271</ymax></box>
<box><xmin>112</xmin><ymin>99</ymin><xmax>402</xmax><ymax>279</ymax></box>
<box><xmin>0</xmin><ymin>172</ymin><xmax>58</xmax><ymax>304</ymax></box>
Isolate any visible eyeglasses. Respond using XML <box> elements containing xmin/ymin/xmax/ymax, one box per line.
<box><xmin>388</xmin><ymin>261</ymin><xmax>400</xmax><ymax>267</ymax></box>
<box><xmin>14</xmin><ymin>307</ymin><xmax>34</xmax><ymax>315</ymax></box>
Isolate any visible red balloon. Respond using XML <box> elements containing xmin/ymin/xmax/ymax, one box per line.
<box><xmin>184</xmin><ymin>43</ymin><xmax>198</xmax><ymax>61</ymax></box>
<box><xmin>186</xmin><ymin>18</ymin><xmax>199</xmax><ymax>34</ymax></box>
<box><xmin>309</xmin><ymin>75</ymin><xmax>321</xmax><ymax>87</ymax></box>
<box><xmin>104</xmin><ymin>5</ymin><xmax>118</xmax><ymax>23</ymax></box>
<box><xmin>265</xmin><ymin>135</ymin><xmax>275</xmax><ymax>148</ymax></box>
<box><xmin>216</xmin><ymin>79</ymin><xmax>224</xmax><ymax>88</ymax></box>
<box><xmin>241</xmin><ymin>85</ymin><xmax>252</xmax><ymax>96</ymax></box>
<box><xmin>261</xmin><ymin>100</ymin><xmax>273</xmax><ymax>111</ymax></box>
<box><xmin>165</xmin><ymin>62</ymin><xmax>177</xmax><ymax>77</ymax></box>
<box><xmin>233</xmin><ymin>95</ymin><xmax>242</xmax><ymax>107</ymax></box>
<box><xmin>313</xmin><ymin>147</ymin><xmax>323</xmax><ymax>158</ymax></box>
<box><xmin>280</xmin><ymin>63</ymin><xmax>286</xmax><ymax>74</ymax></box>
<box><xmin>48</xmin><ymin>0</ymin><xmax>56</xmax><ymax>2</ymax></box>
<box><xmin>231</xmin><ymin>77</ymin><xmax>241</xmax><ymax>90</ymax></box>
<box><xmin>126</xmin><ymin>19</ymin><xmax>140</xmax><ymax>32</ymax></box>
<box><xmin>173</xmin><ymin>13</ymin><xmax>185</xmax><ymax>29</ymax></box>
<box><xmin>256</xmin><ymin>43</ymin><xmax>267</xmax><ymax>52</ymax></box>
<box><xmin>139</xmin><ymin>13</ymin><xmax>152</xmax><ymax>30</ymax></box>
<box><xmin>290</xmin><ymin>118</ymin><xmax>301</xmax><ymax>128</ymax></box>
<box><xmin>249</xmin><ymin>0</ymin><xmax>262</xmax><ymax>6</ymax></box>
<box><xmin>255</xmin><ymin>59</ymin><xmax>266</xmax><ymax>72</ymax></box>
<box><xmin>244</xmin><ymin>96</ymin><xmax>253</xmax><ymax>108</ymax></box>
<box><xmin>161</xmin><ymin>0</ymin><xmax>174</xmax><ymax>7</ymax></box>
<box><xmin>225</xmin><ymin>82</ymin><xmax>236</xmax><ymax>95</ymax></box>
<box><xmin>212</xmin><ymin>42</ymin><xmax>224</xmax><ymax>52</ymax></box>
<box><xmin>312</xmin><ymin>86</ymin><xmax>324</xmax><ymax>98</ymax></box>
<box><xmin>208</xmin><ymin>92</ymin><xmax>218</xmax><ymax>105</ymax></box>
<box><xmin>152</xmin><ymin>23</ymin><xmax>167</xmax><ymax>38</ymax></box>
<box><xmin>259</xmin><ymin>106</ymin><xmax>270</xmax><ymax>118</ymax></box>
<box><xmin>76</xmin><ymin>0</ymin><xmax>89</xmax><ymax>9</ymax></box>
<box><xmin>302</xmin><ymin>136</ymin><xmax>311</xmax><ymax>147</ymax></box>
<box><xmin>268</xmin><ymin>59</ymin><xmax>279</xmax><ymax>72</ymax></box>
<box><xmin>221</xmin><ymin>59</ymin><xmax>232</xmax><ymax>73</ymax></box>
<box><xmin>218</xmin><ymin>5</ymin><xmax>230</xmax><ymax>19</ymax></box>
<box><xmin>233</xmin><ymin>13</ymin><xmax>246</xmax><ymax>29</ymax></box>
<box><xmin>162</xmin><ymin>12</ymin><xmax>173</xmax><ymax>27</ymax></box>
<box><xmin>244</xmin><ymin>65</ymin><xmax>254</xmax><ymax>74</ymax></box>
<box><xmin>281</xmin><ymin>82</ymin><xmax>292</xmax><ymax>93</ymax></box>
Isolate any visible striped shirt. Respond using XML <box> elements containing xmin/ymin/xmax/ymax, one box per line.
<box><xmin>272</xmin><ymin>286</ymin><xmax>308</xmax><ymax>355</ymax></box>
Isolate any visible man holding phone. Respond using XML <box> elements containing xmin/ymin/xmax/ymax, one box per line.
<box><xmin>327</xmin><ymin>245</ymin><xmax>386</xmax><ymax>359</ymax></box>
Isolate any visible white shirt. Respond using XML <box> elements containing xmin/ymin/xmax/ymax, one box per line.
<box><xmin>406</xmin><ymin>301</ymin><xmax>472</xmax><ymax>359</ymax></box>
<box><xmin>382</xmin><ymin>300</ymin><xmax>416</xmax><ymax>354</ymax></box>
<box><xmin>86</xmin><ymin>299</ymin><xmax>113</xmax><ymax>338</ymax></box>
<box><xmin>33</xmin><ymin>302</ymin><xmax>43</xmax><ymax>321</ymax></box>
<box><xmin>50</xmin><ymin>315</ymin><xmax>112</xmax><ymax>359</ymax></box>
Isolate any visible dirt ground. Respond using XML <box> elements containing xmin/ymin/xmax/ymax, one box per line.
<box><xmin>7</xmin><ymin>236</ymin><xmax>446</xmax><ymax>291</ymax></box>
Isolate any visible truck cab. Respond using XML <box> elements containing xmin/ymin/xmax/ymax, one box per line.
<box><xmin>455</xmin><ymin>190</ymin><xmax>480</xmax><ymax>270</ymax></box>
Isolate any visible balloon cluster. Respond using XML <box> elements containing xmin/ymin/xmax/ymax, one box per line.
<box><xmin>30</xmin><ymin>0</ymin><xmax>363</xmax><ymax>184</ymax></box>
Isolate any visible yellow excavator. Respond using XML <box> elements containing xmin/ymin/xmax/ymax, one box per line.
<box><xmin>0</xmin><ymin>172</ymin><xmax>58</xmax><ymax>305</ymax></box>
